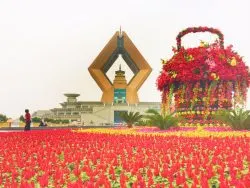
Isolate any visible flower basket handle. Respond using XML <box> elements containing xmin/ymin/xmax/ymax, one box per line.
<box><xmin>176</xmin><ymin>27</ymin><xmax>224</xmax><ymax>51</ymax></box>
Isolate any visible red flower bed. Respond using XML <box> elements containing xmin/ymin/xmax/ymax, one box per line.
<box><xmin>0</xmin><ymin>130</ymin><xmax>249</xmax><ymax>187</ymax></box>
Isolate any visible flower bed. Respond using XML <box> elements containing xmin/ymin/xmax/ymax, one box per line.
<box><xmin>0</xmin><ymin>129</ymin><xmax>249</xmax><ymax>187</ymax></box>
<box><xmin>80</xmin><ymin>126</ymin><xmax>250</xmax><ymax>137</ymax></box>
<box><xmin>135</xmin><ymin>126</ymin><xmax>196</xmax><ymax>133</ymax></box>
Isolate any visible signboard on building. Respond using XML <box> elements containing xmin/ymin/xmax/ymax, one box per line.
<box><xmin>114</xmin><ymin>89</ymin><xmax>126</xmax><ymax>103</ymax></box>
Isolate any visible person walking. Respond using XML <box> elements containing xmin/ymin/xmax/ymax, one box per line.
<box><xmin>24</xmin><ymin>109</ymin><xmax>31</xmax><ymax>131</ymax></box>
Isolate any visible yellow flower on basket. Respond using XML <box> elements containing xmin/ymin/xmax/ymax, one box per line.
<box><xmin>200</xmin><ymin>40</ymin><xmax>209</xmax><ymax>47</ymax></box>
<box><xmin>169</xmin><ymin>71</ymin><xmax>177</xmax><ymax>78</ymax></box>
<box><xmin>200</xmin><ymin>41</ymin><xmax>205</xmax><ymax>47</ymax></box>
<box><xmin>172</xmin><ymin>73</ymin><xmax>177</xmax><ymax>78</ymax></box>
<box><xmin>161</xmin><ymin>59</ymin><xmax>167</xmax><ymax>64</ymax></box>
<box><xmin>230</xmin><ymin>57</ymin><xmax>237</xmax><ymax>66</ymax></box>
<box><xmin>211</xmin><ymin>73</ymin><xmax>220</xmax><ymax>80</ymax></box>
<box><xmin>179</xmin><ymin>99</ymin><xmax>184</xmax><ymax>103</ymax></box>
<box><xmin>185</xmin><ymin>54</ymin><xmax>194</xmax><ymax>62</ymax></box>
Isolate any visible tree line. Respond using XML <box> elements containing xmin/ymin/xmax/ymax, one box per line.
<box><xmin>19</xmin><ymin>116</ymin><xmax>70</xmax><ymax>124</ymax></box>
<box><xmin>0</xmin><ymin>114</ymin><xmax>8</xmax><ymax>122</ymax></box>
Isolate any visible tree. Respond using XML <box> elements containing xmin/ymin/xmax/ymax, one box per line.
<box><xmin>214</xmin><ymin>108</ymin><xmax>250</xmax><ymax>130</ymax></box>
<box><xmin>120</xmin><ymin>111</ymin><xmax>143</xmax><ymax>128</ymax></box>
<box><xmin>144</xmin><ymin>109</ymin><xmax>180</xmax><ymax>130</ymax></box>
<box><xmin>19</xmin><ymin>115</ymin><xmax>25</xmax><ymax>122</ymax></box>
<box><xmin>0</xmin><ymin>114</ymin><xmax>7</xmax><ymax>122</ymax></box>
<box><xmin>62</xmin><ymin>119</ymin><xmax>70</xmax><ymax>124</ymax></box>
<box><xmin>32</xmin><ymin>117</ymin><xmax>41</xmax><ymax>123</ymax></box>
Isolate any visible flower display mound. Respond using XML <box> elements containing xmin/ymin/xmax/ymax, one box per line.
<box><xmin>1</xmin><ymin>130</ymin><xmax>249</xmax><ymax>187</ymax></box>
<box><xmin>136</xmin><ymin>126</ymin><xmax>196</xmax><ymax>133</ymax></box>
<box><xmin>157</xmin><ymin>27</ymin><xmax>250</xmax><ymax>120</ymax></box>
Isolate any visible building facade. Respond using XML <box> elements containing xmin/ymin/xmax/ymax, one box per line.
<box><xmin>34</xmin><ymin>93</ymin><xmax>160</xmax><ymax>125</ymax></box>
<box><xmin>33</xmin><ymin>93</ymin><xmax>160</xmax><ymax>125</ymax></box>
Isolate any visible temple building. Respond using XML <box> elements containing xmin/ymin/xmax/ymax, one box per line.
<box><xmin>33</xmin><ymin>30</ymin><xmax>160</xmax><ymax>125</ymax></box>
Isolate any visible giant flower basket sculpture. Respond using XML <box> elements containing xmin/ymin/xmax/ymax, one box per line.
<box><xmin>157</xmin><ymin>27</ymin><xmax>249</xmax><ymax>121</ymax></box>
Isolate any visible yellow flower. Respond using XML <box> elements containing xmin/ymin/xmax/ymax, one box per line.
<box><xmin>188</xmin><ymin>55</ymin><xmax>194</xmax><ymax>61</ymax></box>
<box><xmin>211</xmin><ymin>73</ymin><xmax>220</xmax><ymax>80</ymax></box>
<box><xmin>200</xmin><ymin>40</ymin><xmax>209</xmax><ymax>47</ymax></box>
<box><xmin>200</xmin><ymin>41</ymin><xmax>205</xmax><ymax>47</ymax></box>
<box><xmin>184</xmin><ymin>54</ymin><xmax>194</xmax><ymax>62</ymax></box>
<box><xmin>171</xmin><ymin>73</ymin><xmax>177</xmax><ymax>78</ymax></box>
<box><xmin>179</xmin><ymin>99</ymin><xmax>184</xmax><ymax>103</ymax></box>
<box><xmin>230</xmin><ymin>57</ymin><xmax>237</xmax><ymax>66</ymax></box>
<box><xmin>197</xmin><ymin>126</ymin><xmax>203</xmax><ymax>131</ymax></box>
<box><xmin>75</xmin><ymin>127</ymin><xmax>250</xmax><ymax>138</ymax></box>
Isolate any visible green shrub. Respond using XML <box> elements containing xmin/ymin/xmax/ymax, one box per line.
<box><xmin>62</xmin><ymin>119</ymin><xmax>70</xmax><ymax>124</ymax></box>
<box><xmin>214</xmin><ymin>108</ymin><xmax>250</xmax><ymax>130</ymax></box>
<box><xmin>32</xmin><ymin>117</ymin><xmax>41</xmax><ymax>123</ymax></box>
<box><xmin>144</xmin><ymin>109</ymin><xmax>180</xmax><ymax>130</ymax></box>
<box><xmin>120</xmin><ymin>111</ymin><xmax>143</xmax><ymax>128</ymax></box>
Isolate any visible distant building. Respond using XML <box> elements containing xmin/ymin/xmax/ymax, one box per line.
<box><xmin>50</xmin><ymin>94</ymin><xmax>99</xmax><ymax>122</ymax></box>
<box><xmin>39</xmin><ymin>94</ymin><xmax>160</xmax><ymax>125</ymax></box>
<box><xmin>33</xmin><ymin>66</ymin><xmax>160</xmax><ymax>125</ymax></box>
<box><xmin>32</xmin><ymin>110</ymin><xmax>53</xmax><ymax>118</ymax></box>
<box><xmin>40</xmin><ymin>66</ymin><xmax>160</xmax><ymax>125</ymax></box>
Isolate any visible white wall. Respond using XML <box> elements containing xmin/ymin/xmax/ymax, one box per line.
<box><xmin>81</xmin><ymin>104</ymin><xmax>159</xmax><ymax>125</ymax></box>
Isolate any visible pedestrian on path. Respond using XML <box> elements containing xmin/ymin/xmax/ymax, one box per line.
<box><xmin>24</xmin><ymin>109</ymin><xmax>31</xmax><ymax>131</ymax></box>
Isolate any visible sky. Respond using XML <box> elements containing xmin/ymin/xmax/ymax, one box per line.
<box><xmin>0</xmin><ymin>0</ymin><xmax>250</xmax><ymax>118</ymax></box>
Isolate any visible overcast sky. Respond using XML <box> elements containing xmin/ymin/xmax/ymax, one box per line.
<box><xmin>0</xmin><ymin>0</ymin><xmax>250</xmax><ymax>118</ymax></box>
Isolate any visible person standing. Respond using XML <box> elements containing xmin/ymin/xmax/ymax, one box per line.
<box><xmin>24</xmin><ymin>109</ymin><xmax>31</xmax><ymax>131</ymax></box>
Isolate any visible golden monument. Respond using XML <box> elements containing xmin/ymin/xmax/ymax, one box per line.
<box><xmin>88</xmin><ymin>30</ymin><xmax>152</xmax><ymax>104</ymax></box>
<box><xmin>33</xmin><ymin>30</ymin><xmax>160</xmax><ymax>125</ymax></box>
